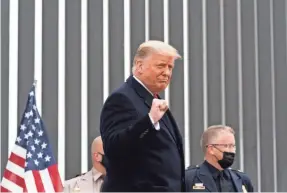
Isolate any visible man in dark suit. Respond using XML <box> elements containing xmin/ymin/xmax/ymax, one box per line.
<box><xmin>185</xmin><ymin>125</ymin><xmax>254</xmax><ymax>192</ymax></box>
<box><xmin>100</xmin><ymin>40</ymin><xmax>185</xmax><ymax>192</ymax></box>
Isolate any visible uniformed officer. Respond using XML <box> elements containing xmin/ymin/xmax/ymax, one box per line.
<box><xmin>64</xmin><ymin>136</ymin><xmax>107</xmax><ymax>192</ymax></box>
<box><xmin>185</xmin><ymin>125</ymin><xmax>254</xmax><ymax>192</ymax></box>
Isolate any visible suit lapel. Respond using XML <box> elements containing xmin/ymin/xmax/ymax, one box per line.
<box><xmin>126</xmin><ymin>76</ymin><xmax>153</xmax><ymax>103</ymax></box>
<box><xmin>127</xmin><ymin>76</ymin><xmax>179</xmax><ymax>145</ymax></box>
<box><xmin>155</xmin><ymin>95</ymin><xmax>180</xmax><ymax>145</ymax></box>
<box><xmin>166</xmin><ymin>110</ymin><xmax>183</xmax><ymax>144</ymax></box>
<box><xmin>198</xmin><ymin>163</ymin><xmax>218</xmax><ymax>192</ymax></box>
<box><xmin>143</xmin><ymin>97</ymin><xmax>178</xmax><ymax>145</ymax></box>
<box><xmin>229</xmin><ymin>169</ymin><xmax>243</xmax><ymax>192</ymax></box>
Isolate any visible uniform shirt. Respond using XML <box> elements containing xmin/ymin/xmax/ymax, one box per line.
<box><xmin>64</xmin><ymin>168</ymin><xmax>104</xmax><ymax>192</ymax></box>
<box><xmin>204</xmin><ymin>161</ymin><xmax>236</xmax><ymax>192</ymax></box>
<box><xmin>92</xmin><ymin>168</ymin><xmax>104</xmax><ymax>192</ymax></box>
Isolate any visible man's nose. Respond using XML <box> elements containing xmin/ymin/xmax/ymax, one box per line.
<box><xmin>163</xmin><ymin>67</ymin><xmax>171</xmax><ymax>76</ymax></box>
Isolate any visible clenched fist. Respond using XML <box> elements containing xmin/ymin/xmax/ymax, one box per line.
<box><xmin>149</xmin><ymin>98</ymin><xmax>169</xmax><ymax>123</ymax></box>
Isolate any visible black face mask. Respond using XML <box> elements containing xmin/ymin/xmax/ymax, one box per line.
<box><xmin>98</xmin><ymin>153</ymin><xmax>109</xmax><ymax>168</ymax></box>
<box><xmin>214</xmin><ymin>147</ymin><xmax>235</xmax><ymax>169</ymax></box>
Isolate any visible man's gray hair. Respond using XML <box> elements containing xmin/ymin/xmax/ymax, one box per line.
<box><xmin>200</xmin><ymin>125</ymin><xmax>235</xmax><ymax>153</ymax></box>
<box><xmin>132</xmin><ymin>40</ymin><xmax>181</xmax><ymax>74</ymax></box>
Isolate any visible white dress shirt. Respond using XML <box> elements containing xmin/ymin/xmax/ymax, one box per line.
<box><xmin>133</xmin><ymin>76</ymin><xmax>160</xmax><ymax>130</ymax></box>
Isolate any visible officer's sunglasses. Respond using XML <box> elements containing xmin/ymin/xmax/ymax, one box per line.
<box><xmin>208</xmin><ymin>144</ymin><xmax>236</xmax><ymax>149</ymax></box>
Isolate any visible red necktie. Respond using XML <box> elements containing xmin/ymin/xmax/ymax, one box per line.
<box><xmin>153</xmin><ymin>94</ymin><xmax>158</xmax><ymax>99</ymax></box>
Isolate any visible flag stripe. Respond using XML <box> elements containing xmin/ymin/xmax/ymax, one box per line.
<box><xmin>5</xmin><ymin>160</ymin><xmax>25</xmax><ymax>179</ymax></box>
<box><xmin>48</xmin><ymin>164</ymin><xmax>63</xmax><ymax>192</ymax></box>
<box><xmin>32</xmin><ymin>170</ymin><xmax>45</xmax><ymax>192</ymax></box>
<box><xmin>0</xmin><ymin>185</ymin><xmax>10</xmax><ymax>192</ymax></box>
<box><xmin>0</xmin><ymin>177</ymin><xmax>23</xmax><ymax>192</ymax></box>
<box><xmin>24</xmin><ymin>171</ymin><xmax>38</xmax><ymax>192</ymax></box>
<box><xmin>3</xmin><ymin>169</ymin><xmax>25</xmax><ymax>188</ymax></box>
<box><xmin>40</xmin><ymin>168</ymin><xmax>56</xmax><ymax>192</ymax></box>
<box><xmin>9</xmin><ymin>152</ymin><xmax>25</xmax><ymax>167</ymax></box>
<box><xmin>12</xmin><ymin>144</ymin><xmax>27</xmax><ymax>159</ymax></box>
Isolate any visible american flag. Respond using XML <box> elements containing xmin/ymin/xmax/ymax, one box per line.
<box><xmin>0</xmin><ymin>84</ymin><xmax>63</xmax><ymax>192</ymax></box>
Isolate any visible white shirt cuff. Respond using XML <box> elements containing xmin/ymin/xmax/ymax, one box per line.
<box><xmin>148</xmin><ymin>114</ymin><xmax>160</xmax><ymax>131</ymax></box>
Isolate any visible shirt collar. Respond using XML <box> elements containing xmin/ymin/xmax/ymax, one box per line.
<box><xmin>204</xmin><ymin>160</ymin><xmax>230</xmax><ymax>180</ymax></box>
<box><xmin>92</xmin><ymin>167</ymin><xmax>103</xmax><ymax>182</ymax></box>
<box><xmin>133</xmin><ymin>75</ymin><xmax>154</xmax><ymax>96</ymax></box>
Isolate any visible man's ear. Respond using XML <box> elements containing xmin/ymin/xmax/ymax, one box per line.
<box><xmin>93</xmin><ymin>152</ymin><xmax>101</xmax><ymax>162</ymax></box>
<box><xmin>136</xmin><ymin>59</ymin><xmax>144</xmax><ymax>74</ymax></box>
<box><xmin>92</xmin><ymin>153</ymin><xmax>96</xmax><ymax>162</ymax></box>
<box><xmin>207</xmin><ymin>145</ymin><xmax>214</xmax><ymax>155</ymax></box>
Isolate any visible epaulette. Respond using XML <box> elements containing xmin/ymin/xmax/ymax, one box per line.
<box><xmin>74</xmin><ymin>172</ymin><xmax>86</xmax><ymax>177</ymax></box>
<box><xmin>229</xmin><ymin>168</ymin><xmax>244</xmax><ymax>173</ymax></box>
<box><xmin>186</xmin><ymin>165</ymin><xmax>199</xmax><ymax>170</ymax></box>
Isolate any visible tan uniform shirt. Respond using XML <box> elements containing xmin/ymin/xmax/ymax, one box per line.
<box><xmin>64</xmin><ymin>168</ymin><xmax>104</xmax><ymax>192</ymax></box>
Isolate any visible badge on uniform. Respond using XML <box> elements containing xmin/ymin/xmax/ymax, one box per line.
<box><xmin>192</xmin><ymin>183</ymin><xmax>205</xmax><ymax>190</ymax></box>
<box><xmin>73</xmin><ymin>181</ymin><xmax>80</xmax><ymax>192</ymax></box>
<box><xmin>242</xmin><ymin>185</ymin><xmax>247</xmax><ymax>193</ymax></box>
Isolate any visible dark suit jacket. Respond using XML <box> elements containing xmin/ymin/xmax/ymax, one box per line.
<box><xmin>185</xmin><ymin>163</ymin><xmax>254</xmax><ymax>192</ymax></box>
<box><xmin>100</xmin><ymin>76</ymin><xmax>185</xmax><ymax>192</ymax></box>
